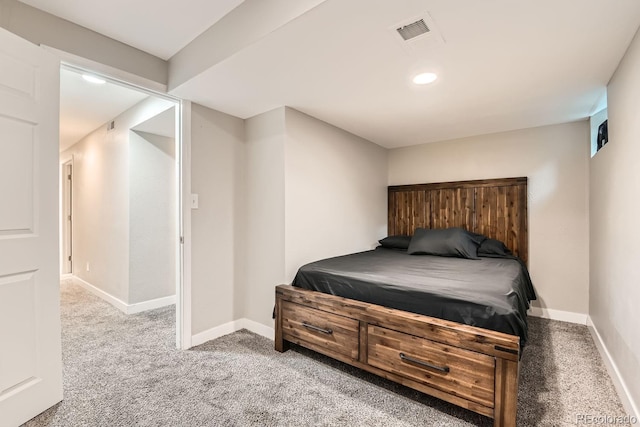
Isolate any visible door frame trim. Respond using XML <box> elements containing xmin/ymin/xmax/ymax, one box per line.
<box><xmin>59</xmin><ymin>156</ymin><xmax>73</xmax><ymax>276</ymax></box>
<box><xmin>55</xmin><ymin>57</ymin><xmax>192</xmax><ymax>351</ymax></box>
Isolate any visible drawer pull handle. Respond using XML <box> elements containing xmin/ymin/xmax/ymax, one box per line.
<box><xmin>302</xmin><ymin>322</ymin><xmax>333</xmax><ymax>335</ymax></box>
<box><xmin>494</xmin><ymin>345</ymin><xmax>519</xmax><ymax>355</ymax></box>
<box><xmin>399</xmin><ymin>353</ymin><xmax>450</xmax><ymax>373</ymax></box>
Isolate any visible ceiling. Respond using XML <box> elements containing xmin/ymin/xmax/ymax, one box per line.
<box><xmin>59</xmin><ymin>68</ymin><xmax>149</xmax><ymax>151</ymax></box>
<box><xmin>38</xmin><ymin>0</ymin><xmax>640</xmax><ymax>149</ymax></box>
<box><xmin>19</xmin><ymin>0</ymin><xmax>244</xmax><ymax>60</ymax></box>
<box><xmin>172</xmin><ymin>0</ymin><xmax>640</xmax><ymax>148</ymax></box>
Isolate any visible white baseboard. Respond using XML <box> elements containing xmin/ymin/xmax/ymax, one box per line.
<box><xmin>70</xmin><ymin>275</ymin><xmax>175</xmax><ymax>315</ymax></box>
<box><xmin>528</xmin><ymin>306</ymin><xmax>587</xmax><ymax>324</ymax></box>
<box><xmin>191</xmin><ymin>318</ymin><xmax>275</xmax><ymax>347</ymax></box>
<box><xmin>72</xmin><ymin>276</ymin><xmax>129</xmax><ymax>313</ymax></box>
<box><xmin>127</xmin><ymin>295</ymin><xmax>176</xmax><ymax>314</ymax></box>
<box><xmin>587</xmin><ymin>317</ymin><xmax>638</xmax><ymax>419</ymax></box>
<box><xmin>191</xmin><ymin>320</ymin><xmax>243</xmax><ymax>347</ymax></box>
<box><xmin>237</xmin><ymin>318</ymin><xmax>275</xmax><ymax>341</ymax></box>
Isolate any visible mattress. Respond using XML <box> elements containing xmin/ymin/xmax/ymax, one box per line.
<box><xmin>292</xmin><ymin>247</ymin><xmax>536</xmax><ymax>346</ymax></box>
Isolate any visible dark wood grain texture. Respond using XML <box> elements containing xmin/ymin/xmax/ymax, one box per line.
<box><xmin>274</xmin><ymin>292</ymin><xmax>289</xmax><ymax>352</ymax></box>
<box><xmin>281</xmin><ymin>300</ymin><xmax>359</xmax><ymax>359</ymax></box>
<box><xmin>388</xmin><ymin>177</ymin><xmax>528</xmax><ymax>264</ymax></box>
<box><xmin>494</xmin><ymin>358</ymin><xmax>519</xmax><ymax>427</ymax></box>
<box><xmin>368</xmin><ymin>325</ymin><xmax>496</xmax><ymax>407</ymax></box>
<box><xmin>388</xmin><ymin>189</ymin><xmax>431</xmax><ymax>235</ymax></box>
<box><xmin>431</xmin><ymin>187</ymin><xmax>474</xmax><ymax>230</ymax></box>
<box><xmin>276</xmin><ymin>285</ymin><xmax>519</xmax><ymax>360</ymax></box>
<box><xmin>275</xmin><ymin>285</ymin><xmax>520</xmax><ymax>425</ymax></box>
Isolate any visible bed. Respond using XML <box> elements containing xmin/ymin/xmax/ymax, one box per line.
<box><xmin>274</xmin><ymin>177</ymin><xmax>531</xmax><ymax>427</ymax></box>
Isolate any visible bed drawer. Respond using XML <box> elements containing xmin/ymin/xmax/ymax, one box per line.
<box><xmin>281</xmin><ymin>301</ymin><xmax>359</xmax><ymax>359</ymax></box>
<box><xmin>367</xmin><ymin>325</ymin><xmax>495</xmax><ymax>408</ymax></box>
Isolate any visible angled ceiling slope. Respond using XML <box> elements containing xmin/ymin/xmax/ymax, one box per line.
<box><xmin>18</xmin><ymin>0</ymin><xmax>245</xmax><ymax>60</ymax></box>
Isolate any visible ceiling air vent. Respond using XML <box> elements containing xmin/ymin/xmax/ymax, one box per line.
<box><xmin>106</xmin><ymin>120</ymin><xmax>115</xmax><ymax>132</ymax></box>
<box><xmin>396</xmin><ymin>19</ymin><xmax>430</xmax><ymax>41</ymax></box>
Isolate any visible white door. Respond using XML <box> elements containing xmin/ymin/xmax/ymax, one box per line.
<box><xmin>0</xmin><ymin>28</ymin><xmax>63</xmax><ymax>426</ymax></box>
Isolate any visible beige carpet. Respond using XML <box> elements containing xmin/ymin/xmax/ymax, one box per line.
<box><xmin>24</xmin><ymin>280</ymin><xmax>627</xmax><ymax>426</ymax></box>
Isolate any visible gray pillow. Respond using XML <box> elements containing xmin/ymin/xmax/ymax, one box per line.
<box><xmin>407</xmin><ymin>227</ymin><xmax>480</xmax><ymax>259</ymax></box>
<box><xmin>468</xmin><ymin>231</ymin><xmax>488</xmax><ymax>245</ymax></box>
<box><xmin>478</xmin><ymin>238</ymin><xmax>512</xmax><ymax>256</ymax></box>
<box><xmin>378</xmin><ymin>235</ymin><xmax>412</xmax><ymax>250</ymax></box>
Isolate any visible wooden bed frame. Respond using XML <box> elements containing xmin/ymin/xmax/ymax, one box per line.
<box><xmin>275</xmin><ymin>177</ymin><xmax>528</xmax><ymax>427</ymax></box>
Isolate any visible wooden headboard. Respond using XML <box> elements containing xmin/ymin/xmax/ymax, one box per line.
<box><xmin>388</xmin><ymin>177</ymin><xmax>528</xmax><ymax>264</ymax></box>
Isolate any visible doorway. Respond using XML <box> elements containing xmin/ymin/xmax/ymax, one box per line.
<box><xmin>58</xmin><ymin>63</ymin><xmax>185</xmax><ymax>348</ymax></box>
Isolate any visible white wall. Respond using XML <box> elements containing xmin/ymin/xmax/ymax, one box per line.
<box><xmin>61</xmin><ymin>97</ymin><xmax>175</xmax><ymax>305</ymax></box>
<box><xmin>388</xmin><ymin>121</ymin><xmax>590</xmax><ymax>316</ymax></box>
<box><xmin>61</xmin><ymin>112</ymin><xmax>131</xmax><ymax>302</ymax></box>
<box><xmin>190</xmin><ymin>104</ymin><xmax>246</xmax><ymax>334</ymax></box>
<box><xmin>284</xmin><ymin>108</ymin><xmax>388</xmax><ymax>281</ymax></box>
<box><xmin>129</xmin><ymin>131</ymin><xmax>176</xmax><ymax>304</ymax></box>
<box><xmin>242</xmin><ymin>107</ymin><xmax>388</xmax><ymax>328</ymax></box>
<box><xmin>244</xmin><ymin>108</ymin><xmax>286</xmax><ymax>327</ymax></box>
<box><xmin>590</xmin><ymin>27</ymin><xmax>640</xmax><ymax>413</ymax></box>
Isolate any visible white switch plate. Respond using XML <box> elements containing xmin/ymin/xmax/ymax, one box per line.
<box><xmin>191</xmin><ymin>194</ymin><xmax>199</xmax><ymax>209</ymax></box>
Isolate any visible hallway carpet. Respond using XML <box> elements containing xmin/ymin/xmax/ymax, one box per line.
<box><xmin>24</xmin><ymin>280</ymin><xmax>627</xmax><ymax>426</ymax></box>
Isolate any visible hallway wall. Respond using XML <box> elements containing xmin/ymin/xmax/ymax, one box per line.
<box><xmin>129</xmin><ymin>130</ymin><xmax>176</xmax><ymax>304</ymax></box>
<box><xmin>61</xmin><ymin>97</ymin><xmax>176</xmax><ymax>306</ymax></box>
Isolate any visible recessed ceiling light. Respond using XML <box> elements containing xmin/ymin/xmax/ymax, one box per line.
<box><xmin>412</xmin><ymin>72</ymin><xmax>438</xmax><ymax>85</ymax></box>
<box><xmin>82</xmin><ymin>74</ymin><xmax>106</xmax><ymax>85</ymax></box>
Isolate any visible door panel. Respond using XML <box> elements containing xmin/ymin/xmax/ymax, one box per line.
<box><xmin>0</xmin><ymin>51</ymin><xmax>37</xmax><ymax>98</ymax></box>
<box><xmin>0</xmin><ymin>117</ymin><xmax>35</xmax><ymax>234</ymax></box>
<box><xmin>0</xmin><ymin>272</ymin><xmax>37</xmax><ymax>393</ymax></box>
<box><xmin>0</xmin><ymin>27</ymin><xmax>63</xmax><ymax>426</ymax></box>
